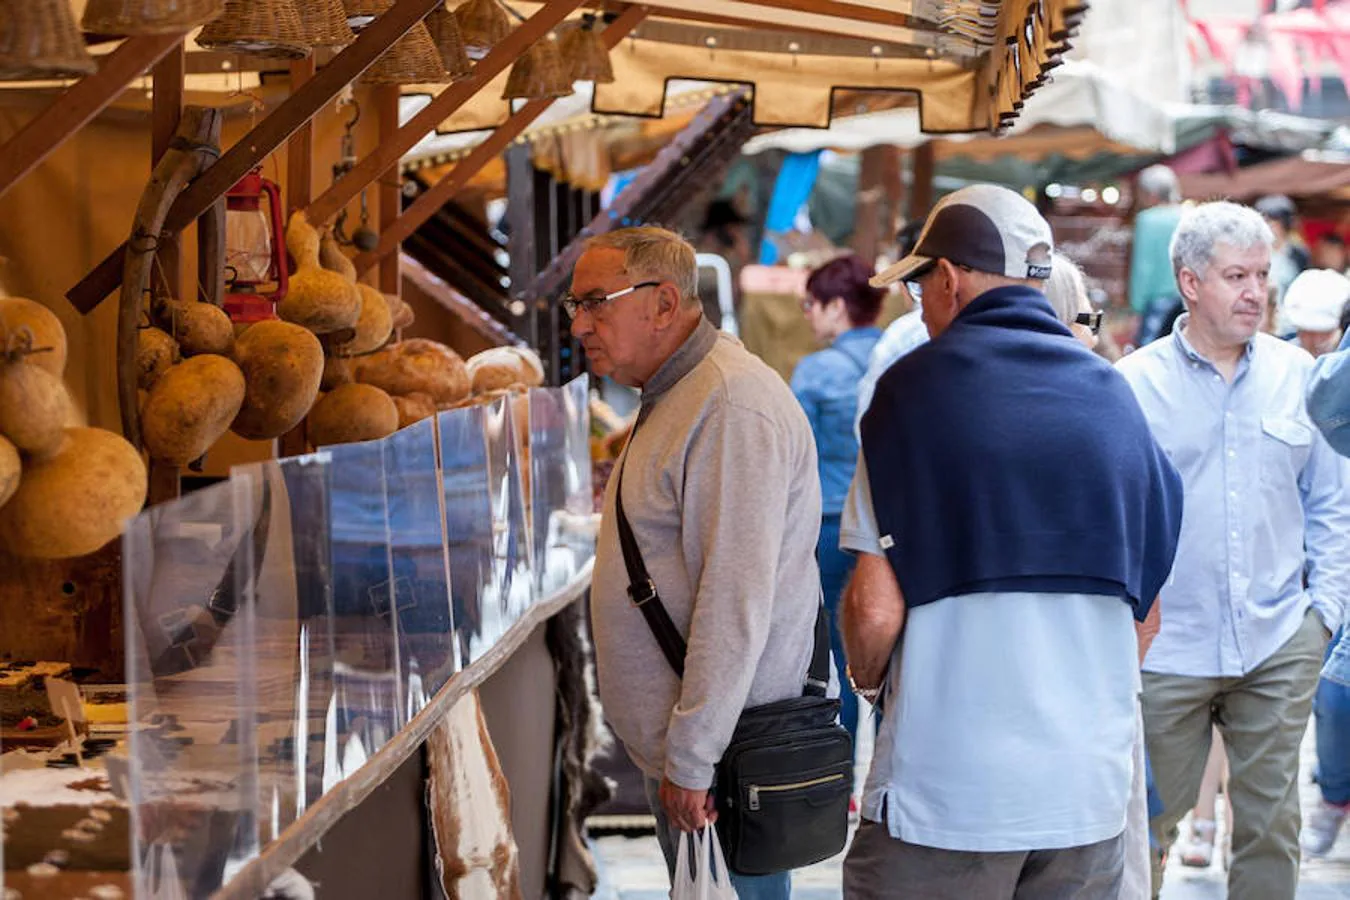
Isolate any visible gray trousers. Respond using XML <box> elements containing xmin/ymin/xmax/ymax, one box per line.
<box><xmin>843</xmin><ymin>820</ymin><xmax>1125</xmax><ymax>900</ymax></box>
<box><xmin>1143</xmin><ymin>607</ymin><xmax>1327</xmax><ymax>900</ymax></box>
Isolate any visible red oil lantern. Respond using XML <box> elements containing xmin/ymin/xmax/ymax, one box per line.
<box><xmin>223</xmin><ymin>167</ymin><xmax>288</xmax><ymax>324</ymax></box>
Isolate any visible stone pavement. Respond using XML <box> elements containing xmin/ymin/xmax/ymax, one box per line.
<box><xmin>591</xmin><ymin>718</ymin><xmax>1350</xmax><ymax>899</ymax></box>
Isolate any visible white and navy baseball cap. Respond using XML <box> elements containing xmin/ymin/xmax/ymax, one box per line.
<box><xmin>871</xmin><ymin>184</ymin><xmax>1054</xmax><ymax>288</ymax></box>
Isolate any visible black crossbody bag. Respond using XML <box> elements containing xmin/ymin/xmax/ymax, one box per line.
<box><xmin>612</xmin><ymin>460</ymin><xmax>853</xmax><ymax>875</ymax></box>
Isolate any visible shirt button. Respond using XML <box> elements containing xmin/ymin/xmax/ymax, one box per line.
<box><xmin>1214</xmin><ymin>374</ymin><xmax>1223</xmax><ymax>382</ymax></box>
<box><xmin>1230</xmin><ymin>490</ymin><xmax>1238</xmax><ymax>499</ymax></box>
<box><xmin>1228</xmin><ymin>449</ymin><xmax>1237</xmax><ymax>458</ymax></box>
<box><xmin>1231</xmin><ymin>530</ymin><xmax>1239</xmax><ymax>539</ymax></box>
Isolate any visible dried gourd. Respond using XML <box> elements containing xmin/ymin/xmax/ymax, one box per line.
<box><xmin>467</xmin><ymin>346</ymin><xmax>545</xmax><ymax>394</ymax></box>
<box><xmin>0</xmin><ymin>297</ymin><xmax>66</xmax><ymax>376</ymax></box>
<box><xmin>0</xmin><ymin>435</ymin><xmax>18</xmax><ymax>508</ymax></box>
<box><xmin>0</xmin><ymin>427</ymin><xmax>147</xmax><ymax>559</ymax></box>
<box><xmin>137</xmin><ymin>327</ymin><xmax>180</xmax><ymax>389</ymax></box>
<box><xmin>387</xmin><ymin>294</ymin><xmax>415</xmax><ymax>330</ymax></box>
<box><xmin>279</xmin><ymin>212</ymin><xmax>362</xmax><ymax>334</ymax></box>
<box><xmin>340</xmin><ymin>284</ymin><xmax>393</xmax><ymax>356</ymax></box>
<box><xmin>392</xmin><ymin>392</ymin><xmax>437</xmax><ymax>429</ymax></box>
<box><xmin>0</xmin><ymin>355</ymin><xmax>73</xmax><ymax>459</ymax></box>
<box><xmin>230</xmin><ymin>320</ymin><xmax>325</xmax><ymax>440</ymax></box>
<box><xmin>142</xmin><ymin>355</ymin><xmax>246</xmax><ymax>464</ymax></box>
<box><xmin>319</xmin><ymin>230</ymin><xmax>359</xmax><ymax>281</ymax></box>
<box><xmin>353</xmin><ymin>338</ymin><xmax>470</xmax><ymax>406</ymax></box>
<box><xmin>321</xmin><ymin>354</ymin><xmax>354</xmax><ymax>391</ymax></box>
<box><xmin>306</xmin><ymin>383</ymin><xmax>399</xmax><ymax>447</ymax></box>
<box><xmin>155</xmin><ymin>299</ymin><xmax>235</xmax><ymax>357</ymax></box>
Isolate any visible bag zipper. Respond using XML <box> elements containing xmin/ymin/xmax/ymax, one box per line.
<box><xmin>747</xmin><ymin>773</ymin><xmax>846</xmax><ymax>811</ymax></box>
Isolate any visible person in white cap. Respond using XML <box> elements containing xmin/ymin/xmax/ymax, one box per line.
<box><xmin>1283</xmin><ymin>268</ymin><xmax>1350</xmax><ymax>358</ymax></box>
<box><xmin>839</xmin><ymin>184</ymin><xmax>1183</xmax><ymax>899</ymax></box>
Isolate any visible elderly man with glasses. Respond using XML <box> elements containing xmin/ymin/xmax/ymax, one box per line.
<box><xmin>572</xmin><ymin>227</ymin><xmax>824</xmax><ymax>899</ymax></box>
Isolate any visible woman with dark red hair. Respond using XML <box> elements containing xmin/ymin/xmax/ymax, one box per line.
<box><xmin>791</xmin><ymin>253</ymin><xmax>884</xmax><ymax>765</ymax></box>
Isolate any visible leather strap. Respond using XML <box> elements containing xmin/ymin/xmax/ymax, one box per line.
<box><xmin>612</xmin><ymin>431</ymin><xmax>829</xmax><ymax>696</ymax></box>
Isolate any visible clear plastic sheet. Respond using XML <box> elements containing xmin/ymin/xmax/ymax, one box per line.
<box><xmin>529</xmin><ymin>375</ymin><xmax>597</xmax><ymax>595</ymax></box>
<box><xmin>383</xmin><ymin>418</ymin><xmax>457</xmax><ymax>713</ymax></box>
<box><xmin>124</xmin><ymin>475</ymin><xmax>261</xmax><ymax>897</ymax></box>
<box><xmin>123</xmin><ymin>379</ymin><xmax>595</xmax><ymax>890</ymax></box>
<box><xmin>233</xmin><ymin>454</ymin><xmax>337</xmax><ymax>843</ymax></box>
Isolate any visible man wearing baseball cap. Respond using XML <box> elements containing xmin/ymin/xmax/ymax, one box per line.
<box><xmin>839</xmin><ymin>184</ymin><xmax>1184</xmax><ymax>898</ymax></box>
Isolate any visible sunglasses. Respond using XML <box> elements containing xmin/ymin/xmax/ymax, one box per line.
<box><xmin>1075</xmin><ymin>311</ymin><xmax>1104</xmax><ymax>335</ymax></box>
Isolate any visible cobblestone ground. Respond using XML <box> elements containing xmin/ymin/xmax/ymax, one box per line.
<box><xmin>592</xmin><ymin>717</ymin><xmax>1350</xmax><ymax>899</ymax></box>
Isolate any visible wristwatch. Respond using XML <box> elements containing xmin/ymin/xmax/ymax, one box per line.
<box><xmin>845</xmin><ymin>666</ymin><xmax>882</xmax><ymax>703</ymax></box>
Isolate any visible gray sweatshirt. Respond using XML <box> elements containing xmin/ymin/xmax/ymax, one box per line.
<box><xmin>591</xmin><ymin>317</ymin><xmax>824</xmax><ymax>790</ymax></box>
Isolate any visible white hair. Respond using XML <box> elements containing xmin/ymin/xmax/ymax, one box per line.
<box><xmin>1170</xmin><ymin>201</ymin><xmax>1274</xmax><ymax>281</ymax></box>
<box><xmin>1044</xmin><ymin>251</ymin><xmax>1088</xmax><ymax>326</ymax></box>
<box><xmin>1137</xmin><ymin>164</ymin><xmax>1181</xmax><ymax>204</ymax></box>
<box><xmin>584</xmin><ymin>226</ymin><xmax>699</xmax><ymax>306</ymax></box>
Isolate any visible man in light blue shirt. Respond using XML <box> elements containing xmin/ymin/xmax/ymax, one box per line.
<box><xmin>1116</xmin><ymin>201</ymin><xmax>1350</xmax><ymax>900</ymax></box>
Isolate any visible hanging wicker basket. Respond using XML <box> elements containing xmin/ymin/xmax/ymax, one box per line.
<box><xmin>454</xmin><ymin>0</ymin><xmax>510</xmax><ymax>57</ymax></box>
<box><xmin>426</xmin><ymin>4</ymin><xmax>472</xmax><ymax>79</ymax></box>
<box><xmin>558</xmin><ymin>15</ymin><xmax>613</xmax><ymax>84</ymax></box>
<box><xmin>503</xmin><ymin>35</ymin><xmax>572</xmax><ymax>100</ymax></box>
<box><xmin>360</xmin><ymin>19</ymin><xmax>448</xmax><ymax>84</ymax></box>
<box><xmin>342</xmin><ymin>0</ymin><xmax>387</xmax><ymax>29</ymax></box>
<box><xmin>297</xmin><ymin>0</ymin><xmax>356</xmax><ymax>47</ymax></box>
<box><xmin>197</xmin><ymin>0</ymin><xmax>313</xmax><ymax>59</ymax></box>
<box><xmin>82</xmin><ymin>0</ymin><xmax>225</xmax><ymax>35</ymax></box>
<box><xmin>0</xmin><ymin>0</ymin><xmax>98</xmax><ymax>80</ymax></box>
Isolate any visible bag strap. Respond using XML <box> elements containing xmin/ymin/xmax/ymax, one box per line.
<box><xmin>613</xmin><ymin>435</ymin><xmax>829</xmax><ymax>697</ymax></box>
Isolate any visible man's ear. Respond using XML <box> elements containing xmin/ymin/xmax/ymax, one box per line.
<box><xmin>652</xmin><ymin>281</ymin><xmax>682</xmax><ymax>326</ymax></box>
<box><xmin>1177</xmin><ymin>267</ymin><xmax>1201</xmax><ymax>305</ymax></box>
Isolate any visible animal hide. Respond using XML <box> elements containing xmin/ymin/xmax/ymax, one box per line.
<box><xmin>427</xmin><ymin>690</ymin><xmax>522</xmax><ymax>900</ymax></box>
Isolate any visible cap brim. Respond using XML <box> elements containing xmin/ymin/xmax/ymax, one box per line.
<box><xmin>871</xmin><ymin>254</ymin><xmax>932</xmax><ymax>288</ymax></box>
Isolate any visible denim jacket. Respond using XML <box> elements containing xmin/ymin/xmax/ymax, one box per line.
<box><xmin>1311</xmin><ymin>330</ymin><xmax>1350</xmax><ymax>685</ymax></box>
<box><xmin>790</xmin><ymin>327</ymin><xmax>882</xmax><ymax>516</ymax></box>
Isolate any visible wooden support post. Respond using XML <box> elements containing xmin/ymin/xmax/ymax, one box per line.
<box><xmin>0</xmin><ymin>33</ymin><xmax>187</xmax><ymax>202</ymax></box>
<box><xmin>148</xmin><ymin>42</ymin><xmax>187</xmax><ymax>504</ymax></box>
<box><xmin>352</xmin><ymin>6</ymin><xmax>647</xmax><ymax>274</ymax></box>
<box><xmin>375</xmin><ymin>85</ymin><xmax>402</xmax><ymax>294</ymax></box>
<box><xmin>279</xmin><ymin>58</ymin><xmax>318</xmax><ymax>460</ymax></box>
<box><xmin>909</xmin><ymin>140</ymin><xmax>935</xmax><ymax>223</ymax></box>
<box><xmin>67</xmin><ymin>0</ymin><xmax>446</xmax><ymax>315</ymax></box>
<box><xmin>305</xmin><ymin>0</ymin><xmax>584</xmax><ymax>229</ymax></box>
<box><xmin>287</xmin><ymin>57</ymin><xmax>317</xmax><ymax>213</ymax></box>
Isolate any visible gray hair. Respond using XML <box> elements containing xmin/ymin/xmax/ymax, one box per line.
<box><xmin>1044</xmin><ymin>251</ymin><xmax>1088</xmax><ymax>326</ymax></box>
<box><xmin>584</xmin><ymin>226</ymin><xmax>699</xmax><ymax>306</ymax></box>
<box><xmin>1137</xmin><ymin>164</ymin><xmax>1181</xmax><ymax>204</ymax></box>
<box><xmin>1170</xmin><ymin>201</ymin><xmax>1274</xmax><ymax>281</ymax></box>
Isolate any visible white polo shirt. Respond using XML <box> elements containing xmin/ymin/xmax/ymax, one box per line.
<box><xmin>842</xmin><ymin>455</ymin><xmax>1140</xmax><ymax>852</ymax></box>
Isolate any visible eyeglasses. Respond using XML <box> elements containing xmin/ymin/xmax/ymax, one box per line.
<box><xmin>560</xmin><ymin>281</ymin><xmax>662</xmax><ymax>318</ymax></box>
<box><xmin>903</xmin><ymin>260</ymin><xmax>937</xmax><ymax>300</ymax></box>
<box><xmin>1075</xmin><ymin>310</ymin><xmax>1104</xmax><ymax>335</ymax></box>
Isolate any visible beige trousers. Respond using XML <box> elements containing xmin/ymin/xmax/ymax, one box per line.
<box><xmin>1142</xmin><ymin>608</ymin><xmax>1327</xmax><ymax>900</ymax></box>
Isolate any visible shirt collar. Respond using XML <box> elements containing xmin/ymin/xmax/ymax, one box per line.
<box><xmin>641</xmin><ymin>316</ymin><xmax>718</xmax><ymax>407</ymax></box>
<box><xmin>1170</xmin><ymin>313</ymin><xmax>1257</xmax><ymax>369</ymax></box>
<box><xmin>834</xmin><ymin>325</ymin><xmax>882</xmax><ymax>347</ymax></box>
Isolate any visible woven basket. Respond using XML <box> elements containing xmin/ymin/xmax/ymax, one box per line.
<box><xmin>297</xmin><ymin>0</ymin><xmax>355</xmax><ymax>47</ymax></box>
<box><xmin>558</xmin><ymin>16</ymin><xmax>612</xmax><ymax>84</ymax></box>
<box><xmin>454</xmin><ymin>0</ymin><xmax>510</xmax><ymax>56</ymax></box>
<box><xmin>426</xmin><ymin>4</ymin><xmax>472</xmax><ymax>79</ymax></box>
<box><xmin>0</xmin><ymin>0</ymin><xmax>98</xmax><ymax>80</ymax></box>
<box><xmin>198</xmin><ymin>0</ymin><xmax>312</xmax><ymax>58</ymax></box>
<box><xmin>342</xmin><ymin>0</ymin><xmax>386</xmax><ymax>28</ymax></box>
<box><xmin>503</xmin><ymin>35</ymin><xmax>571</xmax><ymax>100</ymax></box>
<box><xmin>82</xmin><ymin>0</ymin><xmax>225</xmax><ymax>35</ymax></box>
<box><xmin>360</xmin><ymin>19</ymin><xmax>447</xmax><ymax>83</ymax></box>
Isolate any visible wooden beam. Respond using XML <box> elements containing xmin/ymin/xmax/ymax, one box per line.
<box><xmin>354</xmin><ymin>6</ymin><xmax>648</xmax><ymax>275</ymax></box>
<box><xmin>66</xmin><ymin>0</ymin><xmax>444</xmax><ymax>315</ymax></box>
<box><xmin>306</xmin><ymin>0</ymin><xmax>586</xmax><ymax>229</ymax></box>
<box><xmin>0</xmin><ymin>33</ymin><xmax>186</xmax><ymax>203</ymax></box>
<box><xmin>151</xmin><ymin>43</ymin><xmax>186</xmax><ymax>300</ymax></box>
<box><xmin>375</xmin><ymin>85</ymin><xmax>402</xmax><ymax>294</ymax></box>
<box><xmin>286</xmin><ymin>57</ymin><xmax>317</xmax><ymax>213</ymax></box>
<box><xmin>909</xmin><ymin>140</ymin><xmax>935</xmax><ymax>222</ymax></box>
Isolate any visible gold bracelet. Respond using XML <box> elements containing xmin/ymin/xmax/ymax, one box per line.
<box><xmin>845</xmin><ymin>665</ymin><xmax>882</xmax><ymax>703</ymax></box>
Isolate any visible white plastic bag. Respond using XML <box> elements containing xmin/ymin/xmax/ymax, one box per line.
<box><xmin>672</xmin><ymin>825</ymin><xmax>738</xmax><ymax>900</ymax></box>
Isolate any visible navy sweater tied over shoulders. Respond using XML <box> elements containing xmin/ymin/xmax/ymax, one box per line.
<box><xmin>859</xmin><ymin>285</ymin><xmax>1183</xmax><ymax>621</ymax></box>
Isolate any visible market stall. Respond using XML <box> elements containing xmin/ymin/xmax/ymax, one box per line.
<box><xmin>0</xmin><ymin>1</ymin><xmax>1085</xmax><ymax>897</ymax></box>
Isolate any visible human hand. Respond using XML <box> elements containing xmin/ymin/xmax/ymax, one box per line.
<box><xmin>659</xmin><ymin>777</ymin><xmax>717</xmax><ymax>832</ymax></box>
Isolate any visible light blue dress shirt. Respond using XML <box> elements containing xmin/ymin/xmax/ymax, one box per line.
<box><xmin>1117</xmin><ymin>315</ymin><xmax>1350</xmax><ymax>678</ymax></box>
